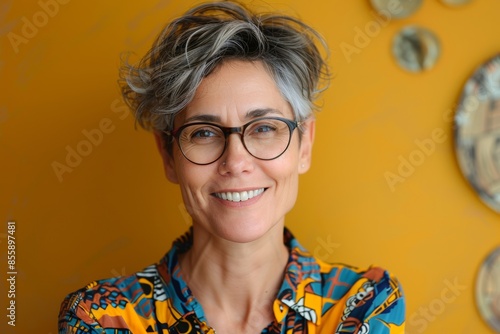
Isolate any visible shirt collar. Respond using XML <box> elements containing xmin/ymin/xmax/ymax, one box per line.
<box><xmin>274</xmin><ymin>228</ymin><xmax>323</xmax><ymax>325</ymax></box>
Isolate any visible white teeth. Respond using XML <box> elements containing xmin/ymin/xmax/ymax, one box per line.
<box><xmin>241</xmin><ymin>191</ymin><xmax>248</xmax><ymax>201</ymax></box>
<box><xmin>215</xmin><ymin>188</ymin><xmax>264</xmax><ymax>202</ymax></box>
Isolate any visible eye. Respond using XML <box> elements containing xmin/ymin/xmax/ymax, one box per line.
<box><xmin>192</xmin><ymin>129</ymin><xmax>217</xmax><ymax>138</ymax></box>
<box><xmin>249</xmin><ymin>122</ymin><xmax>278</xmax><ymax>135</ymax></box>
<box><xmin>246</xmin><ymin>119</ymin><xmax>283</xmax><ymax>139</ymax></box>
<box><xmin>182</xmin><ymin>124</ymin><xmax>223</xmax><ymax>145</ymax></box>
<box><xmin>254</xmin><ymin>124</ymin><xmax>276</xmax><ymax>133</ymax></box>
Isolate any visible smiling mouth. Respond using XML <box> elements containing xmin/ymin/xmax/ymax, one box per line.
<box><xmin>214</xmin><ymin>188</ymin><xmax>265</xmax><ymax>202</ymax></box>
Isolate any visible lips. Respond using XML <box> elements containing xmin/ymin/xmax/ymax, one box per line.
<box><xmin>214</xmin><ymin>188</ymin><xmax>265</xmax><ymax>202</ymax></box>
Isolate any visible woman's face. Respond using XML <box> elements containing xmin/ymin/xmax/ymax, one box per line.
<box><xmin>156</xmin><ymin>60</ymin><xmax>314</xmax><ymax>243</ymax></box>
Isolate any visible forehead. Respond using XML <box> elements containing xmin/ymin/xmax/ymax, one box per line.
<box><xmin>177</xmin><ymin>60</ymin><xmax>293</xmax><ymax>125</ymax></box>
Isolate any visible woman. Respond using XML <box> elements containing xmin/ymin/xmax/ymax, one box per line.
<box><xmin>59</xmin><ymin>1</ymin><xmax>405</xmax><ymax>333</ymax></box>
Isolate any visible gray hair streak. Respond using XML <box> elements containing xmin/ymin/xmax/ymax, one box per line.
<box><xmin>120</xmin><ymin>1</ymin><xmax>330</xmax><ymax>135</ymax></box>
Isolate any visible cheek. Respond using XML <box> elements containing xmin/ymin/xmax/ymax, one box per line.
<box><xmin>174</xmin><ymin>158</ymin><xmax>211</xmax><ymax>208</ymax></box>
<box><xmin>177</xmin><ymin>175</ymin><xmax>210</xmax><ymax>220</ymax></box>
<box><xmin>176</xmin><ymin>164</ymin><xmax>206</xmax><ymax>195</ymax></box>
<box><xmin>267</xmin><ymin>147</ymin><xmax>301</xmax><ymax>192</ymax></box>
<box><xmin>276</xmin><ymin>141</ymin><xmax>302</xmax><ymax>173</ymax></box>
<box><xmin>173</xmin><ymin>150</ymin><xmax>199</xmax><ymax>185</ymax></box>
<box><xmin>274</xmin><ymin>167</ymin><xmax>300</xmax><ymax>214</ymax></box>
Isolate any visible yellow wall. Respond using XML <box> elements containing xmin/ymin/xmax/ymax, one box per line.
<box><xmin>1</xmin><ymin>0</ymin><xmax>499</xmax><ymax>333</ymax></box>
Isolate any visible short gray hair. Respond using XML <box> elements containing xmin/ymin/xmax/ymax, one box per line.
<box><xmin>120</xmin><ymin>1</ymin><xmax>330</xmax><ymax>135</ymax></box>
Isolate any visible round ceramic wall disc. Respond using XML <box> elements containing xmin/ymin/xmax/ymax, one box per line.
<box><xmin>476</xmin><ymin>246</ymin><xmax>500</xmax><ymax>332</ymax></box>
<box><xmin>454</xmin><ymin>54</ymin><xmax>500</xmax><ymax>213</ymax></box>
<box><xmin>370</xmin><ymin>0</ymin><xmax>423</xmax><ymax>19</ymax></box>
<box><xmin>440</xmin><ymin>0</ymin><xmax>472</xmax><ymax>6</ymax></box>
<box><xmin>392</xmin><ymin>26</ymin><xmax>441</xmax><ymax>72</ymax></box>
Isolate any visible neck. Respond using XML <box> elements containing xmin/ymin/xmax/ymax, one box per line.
<box><xmin>179</xmin><ymin>224</ymin><xmax>289</xmax><ymax>330</ymax></box>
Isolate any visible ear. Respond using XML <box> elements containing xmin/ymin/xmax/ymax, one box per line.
<box><xmin>298</xmin><ymin>118</ymin><xmax>315</xmax><ymax>174</ymax></box>
<box><xmin>153</xmin><ymin>131</ymin><xmax>179</xmax><ymax>184</ymax></box>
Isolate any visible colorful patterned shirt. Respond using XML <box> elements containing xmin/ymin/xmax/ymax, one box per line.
<box><xmin>58</xmin><ymin>228</ymin><xmax>405</xmax><ymax>333</ymax></box>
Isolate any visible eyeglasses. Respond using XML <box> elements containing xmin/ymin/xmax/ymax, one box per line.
<box><xmin>165</xmin><ymin>117</ymin><xmax>301</xmax><ymax>165</ymax></box>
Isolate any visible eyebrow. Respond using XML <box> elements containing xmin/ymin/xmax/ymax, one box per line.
<box><xmin>246</xmin><ymin>108</ymin><xmax>283</xmax><ymax>118</ymax></box>
<box><xmin>183</xmin><ymin>108</ymin><xmax>284</xmax><ymax>124</ymax></box>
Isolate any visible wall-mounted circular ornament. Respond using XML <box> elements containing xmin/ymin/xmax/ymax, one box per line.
<box><xmin>392</xmin><ymin>26</ymin><xmax>441</xmax><ymax>73</ymax></box>
<box><xmin>476</xmin><ymin>246</ymin><xmax>500</xmax><ymax>332</ymax></box>
<box><xmin>454</xmin><ymin>54</ymin><xmax>500</xmax><ymax>213</ymax></box>
<box><xmin>440</xmin><ymin>0</ymin><xmax>472</xmax><ymax>6</ymax></box>
<box><xmin>370</xmin><ymin>0</ymin><xmax>423</xmax><ymax>19</ymax></box>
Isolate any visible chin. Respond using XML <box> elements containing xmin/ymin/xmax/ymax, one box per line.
<box><xmin>208</xmin><ymin>218</ymin><xmax>283</xmax><ymax>244</ymax></box>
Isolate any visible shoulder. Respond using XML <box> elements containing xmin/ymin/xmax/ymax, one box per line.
<box><xmin>319</xmin><ymin>262</ymin><xmax>402</xmax><ymax>298</ymax></box>
<box><xmin>317</xmin><ymin>262</ymin><xmax>406</xmax><ymax>333</ymax></box>
<box><xmin>283</xmin><ymin>234</ymin><xmax>406</xmax><ymax>332</ymax></box>
<box><xmin>58</xmin><ymin>264</ymin><xmax>162</xmax><ymax>333</ymax></box>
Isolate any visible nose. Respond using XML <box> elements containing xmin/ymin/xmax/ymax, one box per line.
<box><xmin>218</xmin><ymin>133</ymin><xmax>254</xmax><ymax>175</ymax></box>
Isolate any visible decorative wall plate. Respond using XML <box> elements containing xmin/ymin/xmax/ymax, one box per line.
<box><xmin>454</xmin><ymin>54</ymin><xmax>500</xmax><ymax>213</ymax></box>
<box><xmin>440</xmin><ymin>0</ymin><xmax>472</xmax><ymax>6</ymax></box>
<box><xmin>476</xmin><ymin>246</ymin><xmax>500</xmax><ymax>332</ymax></box>
<box><xmin>370</xmin><ymin>0</ymin><xmax>423</xmax><ymax>19</ymax></box>
<box><xmin>392</xmin><ymin>26</ymin><xmax>441</xmax><ymax>72</ymax></box>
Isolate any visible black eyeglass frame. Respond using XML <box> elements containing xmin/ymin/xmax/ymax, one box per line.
<box><xmin>164</xmin><ymin>116</ymin><xmax>301</xmax><ymax>165</ymax></box>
